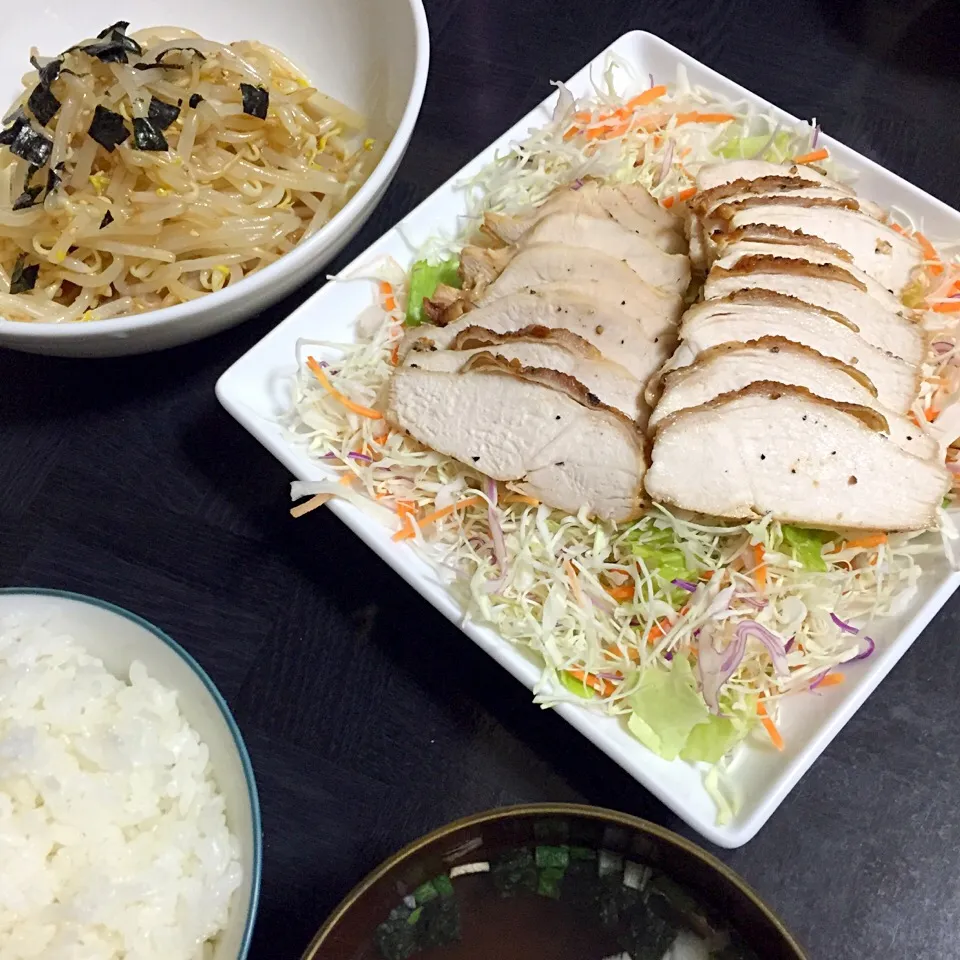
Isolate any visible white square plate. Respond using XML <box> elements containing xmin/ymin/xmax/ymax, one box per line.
<box><xmin>216</xmin><ymin>30</ymin><xmax>960</xmax><ymax>847</ymax></box>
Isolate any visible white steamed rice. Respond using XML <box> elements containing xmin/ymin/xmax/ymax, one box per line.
<box><xmin>0</xmin><ymin>613</ymin><xmax>243</xmax><ymax>960</ymax></box>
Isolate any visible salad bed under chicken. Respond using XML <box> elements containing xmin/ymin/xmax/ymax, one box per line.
<box><xmin>285</xmin><ymin>62</ymin><xmax>960</xmax><ymax>819</ymax></box>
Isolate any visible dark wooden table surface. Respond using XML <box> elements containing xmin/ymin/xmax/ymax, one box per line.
<box><xmin>4</xmin><ymin>1</ymin><xmax>960</xmax><ymax>957</ymax></box>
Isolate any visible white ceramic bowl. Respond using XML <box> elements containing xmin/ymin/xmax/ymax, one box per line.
<box><xmin>0</xmin><ymin>588</ymin><xmax>262</xmax><ymax>959</ymax></box>
<box><xmin>0</xmin><ymin>1</ymin><xmax>429</xmax><ymax>357</ymax></box>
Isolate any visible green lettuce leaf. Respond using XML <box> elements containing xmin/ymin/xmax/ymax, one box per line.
<box><xmin>405</xmin><ymin>258</ymin><xmax>461</xmax><ymax>326</ymax></box>
<box><xmin>558</xmin><ymin>671</ymin><xmax>595</xmax><ymax>699</ymax></box>
<box><xmin>716</xmin><ymin>130</ymin><xmax>792</xmax><ymax>162</ymax></box>
<box><xmin>628</xmin><ymin>529</ymin><xmax>698</xmax><ymax>600</ymax></box>
<box><xmin>680</xmin><ymin>703</ymin><xmax>755</xmax><ymax>764</ymax></box>
<box><xmin>781</xmin><ymin>524</ymin><xmax>830</xmax><ymax>572</ymax></box>
<box><xmin>627</xmin><ymin>658</ymin><xmax>755</xmax><ymax>763</ymax></box>
<box><xmin>627</xmin><ymin>657</ymin><xmax>707</xmax><ymax>761</ymax></box>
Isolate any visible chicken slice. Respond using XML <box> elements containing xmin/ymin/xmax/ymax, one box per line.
<box><xmin>692</xmin><ymin>175</ymin><xmax>885</xmax><ymax>221</ymax></box>
<box><xmin>666</xmin><ymin>290</ymin><xmax>920</xmax><ymax>413</ymax></box>
<box><xmin>400</xmin><ymin>290</ymin><xmax>673</xmax><ymax>386</ymax></box>
<box><xmin>473</xmin><ymin>244</ymin><xmax>684</xmax><ymax>337</ymax></box>
<box><xmin>649</xmin><ymin>337</ymin><xmax>936</xmax><ymax>459</ymax></box>
<box><xmin>713</xmin><ymin>236</ymin><xmax>908</xmax><ymax>316</ymax></box>
<box><xmin>711</xmin><ymin>197</ymin><xmax>923</xmax><ymax>292</ymax></box>
<box><xmin>704</xmin><ymin>255</ymin><xmax>925</xmax><ymax>365</ymax></box>
<box><xmin>696</xmin><ymin>160</ymin><xmax>858</xmax><ymax>196</ymax></box>
<box><xmin>387</xmin><ymin>354</ymin><xmax>647</xmax><ymax>521</ymax></box>
<box><xmin>484</xmin><ymin>180</ymin><xmax>685</xmax><ymax>253</ymax></box>
<box><xmin>403</xmin><ymin>325</ymin><xmax>646</xmax><ymax>423</ymax></box>
<box><xmin>477</xmin><ymin>212</ymin><xmax>691</xmax><ymax>295</ymax></box>
<box><xmin>646</xmin><ymin>382</ymin><xmax>948</xmax><ymax>531</ymax></box>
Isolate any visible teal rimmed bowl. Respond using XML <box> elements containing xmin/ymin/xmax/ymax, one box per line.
<box><xmin>0</xmin><ymin>587</ymin><xmax>262</xmax><ymax>959</ymax></box>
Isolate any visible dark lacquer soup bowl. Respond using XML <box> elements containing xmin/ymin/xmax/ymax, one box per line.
<box><xmin>302</xmin><ymin>804</ymin><xmax>806</xmax><ymax>960</ymax></box>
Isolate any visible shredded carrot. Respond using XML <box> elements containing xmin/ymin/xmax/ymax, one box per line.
<box><xmin>835</xmin><ymin>533</ymin><xmax>887</xmax><ymax>552</ymax></box>
<box><xmin>679</xmin><ymin>146</ymin><xmax>691</xmax><ymax>158</ymax></box>
<box><xmin>379</xmin><ymin>280</ymin><xmax>397</xmax><ymax>312</ymax></box>
<box><xmin>502</xmin><ymin>493</ymin><xmax>541</xmax><ymax>506</ymax></box>
<box><xmin>389</xmin><ymin>342</ymin><xmax>400</xmax><ymax>365</ymax></box>
<box><xmin>395</xmin><ymin>499</ymin><xmax>416</xmax><ymax>538</ymax></box>
<box><xmin>931</xmin><ymin>301</ymin><xmax>960</xmax><ymax>314</ymax></box>
<box><xmin>793</xmin><ymin>147</ymin><xmax>829</xmax><ymax>165</ymax></box>
<box><xmin>606</xmin><ymin>642</ymin><xmax>640</xmax><ymax>663</ymax></box>
<box><xmin>915</xmin><ymin>231</ymin><xmax>944</xmax><ymax>277</ymax></box>
<box><xmin>625</xmin><ymin>85</ymin><xmax>668</xmax><ymax>110</ymax></box>
<box><xmin>567</xmin><ymin>669</ymin><xmax>618</xmax><ymax>698</ymax></box>
<box><xmin>563</xmin><ymin>559</ymin><xmax>586</xmax><ymax>607</ymax></box>
<box><xmin>661</xmin><ymin>187</ymin><xmax>697</xmax><ymax>209</ymax></box>
<box><xmin>306</xmin><ymin>356</ymin><xmax>383</xmax><ymax>419</ymax></box>
<box><xmin>701</xmin><ymin>569</ymin><xmax>715</xmax><ymax>580</ymax></box>
<box><xmin>605</xmin><ymin>583</ymin><xmax>635</xmax><ymax>601</ymax></box>
<box><xmin>585</xmin><ymin>121</ymin><xmax>630</xmax><ymax>141</ymax></box>
<box><xmin>890</xmin><ymin>223</ymin><xmax>907</xmax><ymax>235</ymax></box>
<box><xmin>290</xmin><ymin>493</ymin><xmax>331</xmax><ymax>518</ymax></box>
<box><xmin>675</xmin><ymin>111</ymin><xmax>736</xmax><ymax>126</ymax></box>
<box><xmin>757</xmin><ymin>699</ymin><xmax>784</xmax><ymax>750</ymax></box>
<box><xmin>818</xmin><ymin>672</ymin><xmax>845</xmax><ymax>688</ymax></box>
<box><xmin>752</xmin><ymin>543</ymin><xmax>767</xmax><ymax>591</ymax></box>
<box><xmin>373</xmin><ymin>430</ymin><xmax>389</xmax><ymax>445</ymax></box>
<box><xmin>391</xmin><ymin>495</ymin><xmax>483</xmax><ymax>542</ymax></box>
<box><xmin>924</xmin><ymin>406</ymin><xmax>938</xmax><ymax>421</ymax></box>
<box><xmin>646</xmin><ymin>619</ymin><xmax>669</xmax><ymax>645</ymax></box>
<box><xmin>339</xmin><ymin>473</ymin><xmax>355</xmax><ymax>486</ymax></box>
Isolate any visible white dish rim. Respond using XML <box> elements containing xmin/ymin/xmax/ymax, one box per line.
<box><xmin>215</xmin><ymin>29</ymin><xmax>960</xmax><ymax>848</ymax></box>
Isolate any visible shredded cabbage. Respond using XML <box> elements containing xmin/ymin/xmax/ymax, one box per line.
<box><xmin>284</xmin><ymin>59</ymin><xmax>955</xmax><ymax>823</ymax></box>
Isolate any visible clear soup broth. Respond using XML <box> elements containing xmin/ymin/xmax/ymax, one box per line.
<box><xmin>310</xmin><ymin>812</ymin><xmax>796</xmax><ymax>960</ymax></box>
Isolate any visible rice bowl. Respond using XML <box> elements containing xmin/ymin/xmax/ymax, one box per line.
<box><xmin>0</xmin><ymin>588</ymin><xmax>261</xmax><ymax>960</ymax></box>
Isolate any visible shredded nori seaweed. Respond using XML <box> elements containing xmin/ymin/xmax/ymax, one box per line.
<box><xmin>0</xmin><ymin>115</ymin><xmax>26</xmax><ymax>147</ymax></box>
<box><xmin>132</xmin><ymin>117</ymin><xmax>169</xmax><ymax>151</ymax></box>
<box><xmin>10</xmin><ymin>255</ymin><xmax>40</xmax><ymax>294</ymax></box>
<box><xmin>27</xmin><ymin>84</ymin><xmax>61</xmax><ymax>127</ymax></box>
<box><xmin>240</xmin><ymin>83</ymin><xmax>269</xmax><ymax>119</ymax></box>
<box><xmin>133</xmin><ymin>61</ymin><xmax>184</xmax><ymax>71</ymax></box>
<box><xmin>99</xmin><ymin>210</ymin><xmax>114</xmax><ymax>229</ymax></box>
<box><xmin>188</xmin><ymin>93</ymin><xmax>204</xmax><ymax>109</ymax></box>
<box><xmin>29</xmin><ymin>55</ymin><xmax>62</xmax><ymax>88</ymax></box>
<box><xmin>12</xmin><ymin>186</ymin><xmax>43</xmax><ymax>210</ymax></box>
<box><xmin>95</xmin><ymin>21</ymin><xmax>143</xmax><ymax>56</ymax></box>
<box><xmin>147</xmin><ymin>97</ymin><xmax>180</xmax><ymax>130</ymax></box>
<box><xmin>88</xmin><ymin>105</ymin><xmax>130</xmax><ymax>151</ymax></box>
<box><xmin>9</xmin><ymin>124</ymin><xmax>52</xmax><ymax>167</ymax></box>
<box><xmin>155</xmin><ymin>46</ymin><xmax>206</xmax><ymax>64</ymax></box>
<box><xmin>46</xmin><ymin>162</ymin><xmax>65</xmax><ymax>193</ymax></box>
<box><xmin>76</xmin><ymin>40</ymin><xmax>131</xmax><ymax>64</ymax></box>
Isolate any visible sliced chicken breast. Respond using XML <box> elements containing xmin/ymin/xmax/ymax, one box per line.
<box><xmin>399</xmin><ymin>290</ymin><xmax>674</xmax><ymax>385</ymax></box>
<box><xmin>646</xmin><ymin>382</ymin><xmax>948</xmax><ymax>531</ymax></box>
<box><xmin>693</xmin><ymin>174</ymin><xmax>885</xmax><ymax>221</ymax></box>
<box><xmin>704</xmin><ymin>255</ymin><xmax>925</xmax><ymax>364</ymax></box>
<box><xmin>649</xmin><ymin>338</ymin><xmax>936</xmax><ymax>459</ymax></box>
<box><xmin>667</xmin><ymin>290</ymin><xmax>920</xmax><ymax>412</ymax></box>
<box><xmin>484</xmin><ymin>180</ymin><xmax>685</xmax><ymax>253</ymax></box>
<box><xmin>474</xmin><ymin>244</ymin><xmax>684</xmax><ymax>337</ymax></box>
<box><xmin>696</xmin><ymin>160</ymin><xmax>857</xmax><ymax>196</ymax></box>
<box><xmin>387</xmin><ymin>354</ymin><xmax>647</xmax><ymax>521</ymax></box>
<box><xmin>711</xmin><ymin>198</ymin><xmax>923</xmax><ymax>292</ymax></box>
<box><xmin>484</xmin><ymin>212</ymin><xmax>691</xmax><ymax>295</ymax></box>
<box><xmin>713</xmin><ymin>237</ymin><xmax>908</xmax><ymax>316</ymax></box>
<box><xmin>403</xmin><ymin>326</ymin><xmax>646</xmax><ymax>422</ymax></box>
